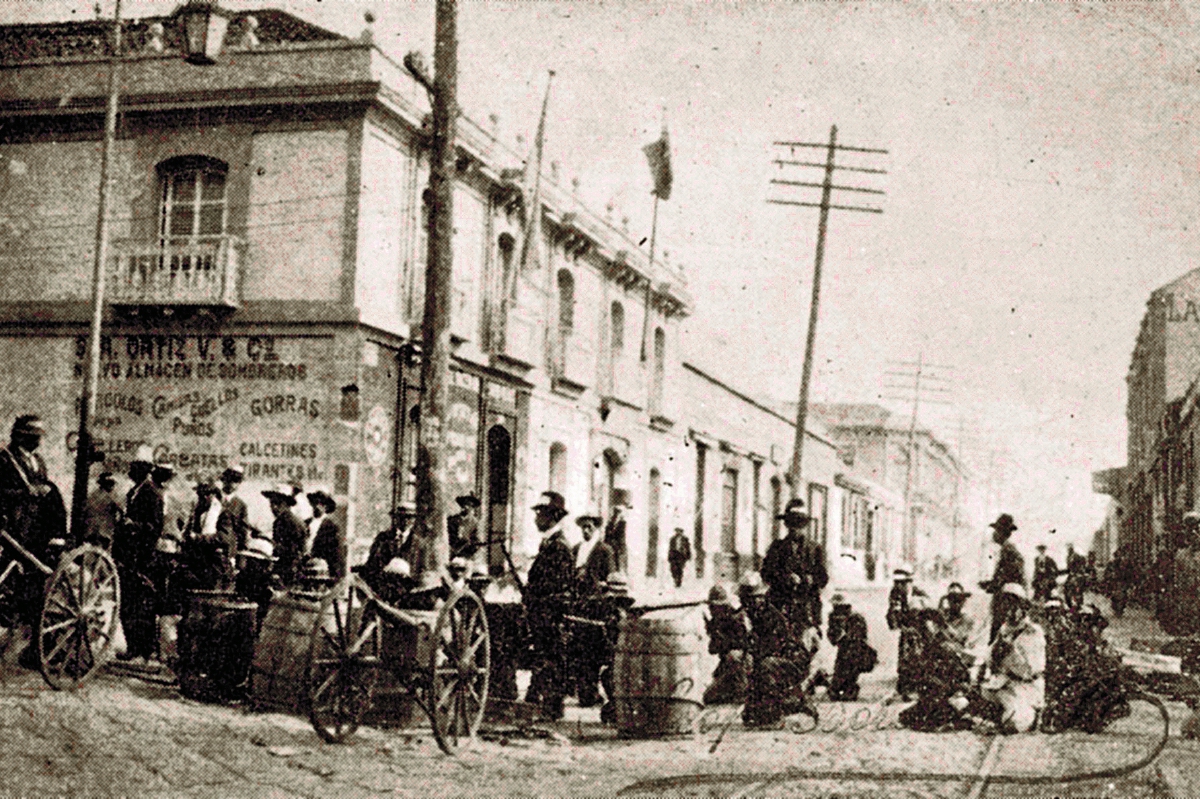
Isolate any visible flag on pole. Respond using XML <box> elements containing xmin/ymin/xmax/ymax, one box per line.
<box><xmin>517</xmin><ymin>71</ymin><xmax>554</xmax><ymax>277</ymax></box>
<box><xmin>642</xmin><ymin>126</ymin><xmax>672</xmax><ymax>201</ymax></box>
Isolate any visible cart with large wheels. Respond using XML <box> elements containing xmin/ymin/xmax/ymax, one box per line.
<box><xmin>304</xmin><ymin>573</ymin><xmax>490</xmax><ymax>754</ymax></box>
<box><xmin>0</xmin><ymin>529</ymin><xmax>120</xmax><ymax>689</ymax></box>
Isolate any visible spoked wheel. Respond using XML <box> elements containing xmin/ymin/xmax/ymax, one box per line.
<box><xmin>38</xmin><ymin>545</ymin><xmax>120</xmax><ymax>690</ymax></box>
<box><xmin>429</xmin><ymin>588</ymin><xmax>490</xmax><ymax>754</ymax></box>
<box><xmin>306</xmin><ymin>575</ymin><xmax>382</xmax><ymax>743</ymax></box>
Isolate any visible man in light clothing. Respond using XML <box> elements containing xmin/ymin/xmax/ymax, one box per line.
<box><xmin>977</xmin><ymin>583</ymin><xmax>1045</xmax><ymax>733</ymax></box>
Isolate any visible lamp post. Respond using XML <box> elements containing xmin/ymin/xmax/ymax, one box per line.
<box><xmin>69</xmin><ymin>0</ymin><xmax>230</xmax><ymax>541</ymax></box>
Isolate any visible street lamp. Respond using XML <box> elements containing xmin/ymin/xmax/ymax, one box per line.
<box><xmin>70</xmin><ymin>0</ymin><xmax>231</xmax><ymax>540</ymax></box>
<box><xmin>178</xmin><ymin>0</ymin><xmax>233</xmax><ymax>65</ymax></box>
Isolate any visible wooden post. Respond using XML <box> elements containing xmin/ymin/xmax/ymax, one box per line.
<box><xmin>414</xmin><ymin>0</ymin><xmax>458</xmax><ymax>585</ymax></box>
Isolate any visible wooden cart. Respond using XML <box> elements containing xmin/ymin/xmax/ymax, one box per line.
<box><xmin>304</xmin><ymin>573</ymin><xmax>490</xmax><ymax>754</ymax></box>
<box><xmin>0</xmin><ymin>530</ymin><xmax>120</xmax><ymax>689</ymax></box>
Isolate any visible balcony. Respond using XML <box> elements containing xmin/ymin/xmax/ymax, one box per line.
<box><xmin>108</xmin><ymin>236</ymin><xmax>241</xmax><ymax>309</ymax></box>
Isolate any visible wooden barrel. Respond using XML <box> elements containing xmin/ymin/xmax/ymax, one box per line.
<box><xmin>250</xmin><ymin>589</ymin><xmax>323</xmax><ymax>713</ymax></box>
<box><xmin>177</xmin><ymin>590</ymin><xmax>258</xmax><ymax>702</ymax></box>
<box><xmin>613</xmin><ymin>605</ymin><xmax>707</xmax><ymax>737</ymax></box>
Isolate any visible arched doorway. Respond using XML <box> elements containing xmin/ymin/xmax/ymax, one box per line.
<box><xmin>486</xmin><ymin>424</ymin><xmax>513</xmax><ymax>576</ymax></box>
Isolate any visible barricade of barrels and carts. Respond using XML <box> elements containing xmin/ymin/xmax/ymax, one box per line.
<box><xmin>5</xmin><ymin>523</ymin><xmax>1199</xmax><ymax>775</ymax></box>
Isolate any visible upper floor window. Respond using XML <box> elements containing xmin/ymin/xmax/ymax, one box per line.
<box><xmin>158</xmin><ymin>156</ymin><xmax>228</xmax><ymax>243</ymax></box>
<box><xmin>650</xmin><ymin>326</ymin><xmax>666</xmax><ymax>414</ymax></box>
<box><xmin>557</xmin><ymin>270</ymin><xmax>575</xmax><ymax>332</ymax></box>
<box><xmin>549</xmin><ymin>442</ymin><xmax>567</xmax><ymax>495</ymax></box>
<box><xmin>610</xmin><ymin>301</ymin><xmax>625</xmax><ymax>354</ymax></box>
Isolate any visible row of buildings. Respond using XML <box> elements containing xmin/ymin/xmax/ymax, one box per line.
<box><xmin>0</xmin><ymin>7</ymin><xmax>979</xmax><ymax>594</ymax></box>
<box><xmin>1096</xmin><ymin>267</ymin><xmax>1200</xmax><ymax>576</ymax></box>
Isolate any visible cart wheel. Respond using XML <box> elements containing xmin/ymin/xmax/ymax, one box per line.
<box><xmin>306</xmin><ymin>575</ymin><xmax>381</xmax><ymax>743</ymax></box>
<box><xmin>38</xmin><ymin>545</ymin><xmax>119</xmax><ymax>690</ymax></box>
<box><xmin>429</xmin><ymin>588</ymin><xmax>490</xmax><ymax>754</ymax></box>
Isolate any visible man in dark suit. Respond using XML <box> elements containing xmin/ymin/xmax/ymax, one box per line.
<box><xmin>573</xmin><ymin>513</ymin><xmax>615</xmax><ymax>598</ymax></box>
<box><xmin>120</xmin><ymin>462</ymin><xmax>175</xmax><ymax>661</ymax></box>
<box><xmin>979</xmin><ymin>513</ymin><xmax>1026</xmax><ymax>642</ymax></box>
<box><xmin>263</xmin><ymin>483</ymin><xmax>306</xmax><ymax>588</ymax></box>
<box><xmin>216</xmin><ymin>465</ymin><xmax>249</xmax><ymax>578</ymax></box>
<box><xmin>762</xmin><ymin>498</ymin><xmax>829</xmax><ymax>640</ymax></box>
<box><xmin>524</xmin><ymin>491</ymin><xmax>575</xmax><ymax>720</ymax></box>
<box><xmin>1031</xmin><ymin>544</ymin><xmax>1059</xmax><ymax>603</ymax></box>
<box><xmin>306</xmin><ymin>488</ymin><xmax>345</xmax><ymax>583</ymax></box>
<box><xmin>361</xmin><ymin>503</ymin><xmax>417</xmax><ymax>602</ymax></box>
<box><xmin>448</xmin><ymin>493</ymin><xmax>482</xmax><ymax>561</ymax></box>
<box><xmin>668</xmin><ymin>527</ymin><xmax>692</xmax><ymax>588</ymax></box>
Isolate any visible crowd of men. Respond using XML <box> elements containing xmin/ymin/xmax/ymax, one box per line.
<box><xmin>0</xmin><ymin>413</ymin><xmax>1149</xmax><ymax>739</ymax></box>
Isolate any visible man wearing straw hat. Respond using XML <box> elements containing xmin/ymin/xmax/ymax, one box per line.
<box><xmin>974</xmin><ymin>583</ymin><xmax>1045</xmax><ymax>733</ymax></box>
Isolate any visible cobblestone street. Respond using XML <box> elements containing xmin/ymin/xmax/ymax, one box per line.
<box><xmin>0</xmin><ymin>592</ymin><xmax>1195</xmax><ymax>798</ymax></box>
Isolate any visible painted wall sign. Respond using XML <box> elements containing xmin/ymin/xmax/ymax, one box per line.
<box><xmin>71</xmin><ymin>334</ymin><xmax>332</xmax><ymax>486</ymax></box>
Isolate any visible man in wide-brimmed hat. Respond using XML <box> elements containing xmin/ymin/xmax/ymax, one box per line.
<box><xmin>118</xmin><ymin>462</ymin><xmax>175</xmax><ymax>662</ymax></box>
<box><xmin>524</xmin><ymin>491</ymin><xmax>575</xmax><ymax>720</ymax></box>
<box><xmin>1031</xmin><ymin>543</ymin><xmax>1059</xmax><ymax>603</ymax></box>
<box><xmin>448</xmin><ymin>493</ymin><xmax>482</xmax><ymax>562</ymax></box>
<box><xmin>762</xmin><ymin>498</ymin><xmax>828</xmax><ymax>650</ymax></box>
<box><xmin>263</xmin><ymin>483</ymin><xmax>306</xmax><ymax>588</ymax></box>
<box><xmin>305</xmin><ymin>488</ymin><xmax>345</xmax><ymax>583</ymax></box>
<box><xmin>570</xmin><ymin>510</ymin><xmax>616</xmax><ymax>708</ymax></box>
<box><xmin>83</xmin><ymin>470</ymin><xmax>121</xmax><ymax>550</ymax></box>
<box><xmin>980</xmin><ymin>513</ymin><xmax>1027</xmax><ymax>642</ymax></box>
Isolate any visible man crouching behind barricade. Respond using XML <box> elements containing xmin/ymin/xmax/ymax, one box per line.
<box><xmin>1042</xmin><ymin>600</ymin><xmax>1130</xmax><ymax>733</ymax></box>
<box><xmin>739</xmin><ymin>572</ymin><xmax>819</xmax><ymax>729</ymax></box>
<box><xmin>703</xmin><ymin>583</ymin><xmax>749</xmax><ymax>705</ymax></box>
<box><xmin>897</xmin><ymin>607</ymin><xmax>974</xmax><ymax>731</ymax></box>
<box><xmin>968</xmin><ymin>583</ymin><xmax>1046</xmax><ymax>733</ymax></box>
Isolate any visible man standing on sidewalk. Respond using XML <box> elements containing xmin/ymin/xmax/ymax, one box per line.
<box><xmin>667</xmin><ymin>527</ymin><xmax>692</xmax><ymax>588</ymax></box>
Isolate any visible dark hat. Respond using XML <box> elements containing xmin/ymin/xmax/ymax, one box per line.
<box><xmin>11</xmin><ymin>415</ymin><xmax>45</xmax><ymax>437</ymax></box>
<box><xmin>533</xmin><ymin>491</ymin><xmax>568</xmax><ymax>518</ymax></box>
<box><xmin>97</xmin><ymin>471</ymin><xmax>115</xmax><ymax>485</ymax></box>
<box><xmin>220</xmin><ymin>465</ymin><xmax>245</xmax><ymax>484</ymax></box>
<box><xmin>455</xmin><ymin>493</ymin><xmax>481</xmax><ymax>509</ymax></box>
<box><xmin>1036</xmin><ymin>543</ymin><xmax>1047</xmax><ymax>551</ymax></box>
<box><xmin>892</xmin><ymin>566</ymin><xmax>913</xmax><ymax>581</ymax></box>
<box><xmin>306</xmin><ymin>488</ymin><xmax>337</xmax><ymax>512</ymax></box>
<box><xmin>945</xmin><ymin>582</ymin><xmax>971</xmax><ymax>598</ymax></box>
<box><xmin>990</xmin><ymin>513</ymin><xmax>1018</xmax><ymax>534</ymax></box>
<box><xmin>830</xmin><ymin>592</ymin><xmax>848</xmax><ymax>606</ymax></box>
<box><xmin>776</xmin><ymin>498</ymin><xmax>811</xmax><ymax>523</ymax></box>
<box><xmin>262</xmin><ymin>483</ymin><xmax>297</xmax><ymax>505</ymax></box>
<box><xmin>610</xmin><ymin>488</ymin><xmax>632</xmax><ymax>508</ymax></box>
<box><xmin>390</xmin><ymin>501</ymin><xmax>417</xmax><ymax>519</ymax></box>
<box><xmin>194</xmin><ymin>478</ymin><xmax>217</xmax><ymax>494</ymax></box>
<box><xmin>575</xmin><ymin>513</ymin><xmax>603</xmax><ymax>527</ymax></box>
<box><xmin>708</xmin><ymin>584</ymin><xmax>732</xmax><ymax>606</ymax></box>
<box><xmin>151</xmin><ymin>462</ymin><xmax>175</xmax><ymax>481</ymax></box>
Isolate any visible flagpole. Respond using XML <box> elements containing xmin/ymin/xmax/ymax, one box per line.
<box><xmin>639</xmin><ymin>192</ymin><xmax>659</xmax><ymax>363</ymax></box>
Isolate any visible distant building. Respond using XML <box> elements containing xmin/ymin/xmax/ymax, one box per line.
<box><xmin>1113</xmin><ymin>268</ymin><xmax>1200</xmax><ymax>576</ymax></box>
<box><xmin>806</xmin><ymin>403</ymin><xmax>971</xmax><ymax>583</ymax></box>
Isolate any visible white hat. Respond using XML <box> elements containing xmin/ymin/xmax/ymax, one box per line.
<box><xmin>239</xmin><ymin>536</ymin><xmax>275</xmax><ymax>561</ymax></box>
<box><xmin>1001</xmin><ymin>583</ymin><xmax>1028</xmax><ymax>602</ymax></box>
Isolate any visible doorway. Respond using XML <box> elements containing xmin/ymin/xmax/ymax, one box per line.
<box><xmin>486</xmin><ymin>422</ymin><xmax>514</xmax><ymax>576</ymax></box>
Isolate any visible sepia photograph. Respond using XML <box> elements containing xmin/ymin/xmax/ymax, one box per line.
<box><xmin>0</xmin><ymin>0</ymin><xmax>1199</xmax><ymax>795</ymax></box>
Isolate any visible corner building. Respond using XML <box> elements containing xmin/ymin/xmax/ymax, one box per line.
<box><xmin>0</xmin><ymin>9</ymin><xmax>703</xmax><ymax>586</ymax></box>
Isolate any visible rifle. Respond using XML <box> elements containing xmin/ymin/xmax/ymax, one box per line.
<box><xmin>628</xmin><ymin>599</ymin><xmax>707</xmax><ymax>616</ymax></box>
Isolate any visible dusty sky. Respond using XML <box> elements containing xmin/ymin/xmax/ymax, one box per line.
<box><xmin>9</xmin><ymin>0</ymin><xmax>1200</xmax><ymax>554</ymax></box>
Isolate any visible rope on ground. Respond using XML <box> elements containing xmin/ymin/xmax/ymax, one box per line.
<box><xmin>616</xmin><ymin>691</ymin><xmax>1172</xmax><ymax>796</ymax></box>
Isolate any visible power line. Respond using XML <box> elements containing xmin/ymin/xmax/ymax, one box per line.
<box><xmin>769</xmin><ymin>125</ymin><xmax>887</xmax><ymax>496</ymax></box>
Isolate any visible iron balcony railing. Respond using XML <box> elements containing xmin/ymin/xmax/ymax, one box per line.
<box><xmin>108</xmin><ymin>235</ymin><xmax>241</xmax><ymax>307</ymax></box>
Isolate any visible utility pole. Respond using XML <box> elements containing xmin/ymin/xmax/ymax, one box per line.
<box><xmin>769</xmin><ymin>126</ymin><xmax>887</xmax><ymax>499</ymax></box>
<box><xmin>71</xmin><ymin>0</ymin><xmax>122</xmax><ymax>542</ymax></box>
<box><xmin>405</xmin><ymin>0</ymin><xmax>458</xmax><ymax>586</ymax></box>
<box><xmin>883</xmin><ymin>354</ymin><xmax>954</xmax><ymax>574</ymax></box>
